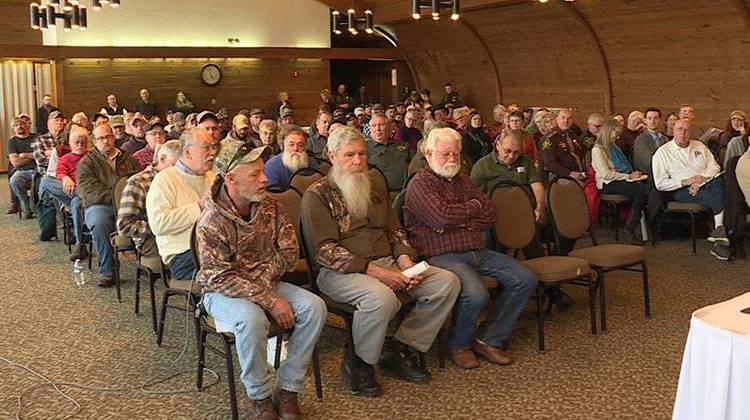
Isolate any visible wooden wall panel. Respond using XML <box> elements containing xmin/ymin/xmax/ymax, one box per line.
<box><xmin>374</xmin><ymin>0</ymin><xmax>750</xmax><ymax>127</ymax></box>
<box><xmin>58</xmin><ymin>58</ymin><xmax>330</xmax><ymax>125</ymax></box>
<box><xmin>389</xmin><ymin>19</ymin><xmax>499</xmax><ymax>120</ymax></box>
<box><xmin>578</xmin><ymin>0</ymin><xmax>750</xmax><ymax>129</ymax></box>
<box><xmin>468</xmin><ymin>1</ymin><xmax>608</xmax><ymax>119</ymax></box>
<box><xmin>0</xmin><ymin>0</ymin><xmax>43</xmax><ymax>46</ymax></box>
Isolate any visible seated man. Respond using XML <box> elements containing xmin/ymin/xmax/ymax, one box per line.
<box><xmin>54</xmin><ymin>126</ymin><xmax>89</xmax><ymax>259</ymax></box>
<box><xmin>633</xmin><ymin>108</ymin><xmax>668</xmax><ymax>176</ymax></box>
<box><xmin>33</xmin><ymin>110</ymin><xmax>66</xmax><ymax>175</ymax></box>
<box><xmin>132</xmin><ymin>122</ymin><xmax>167</xmax><ymax>169</ymax></box>
<box><xmin>198</xmin><ymin>142</ymin><xmax>326</xmax><ymax>419</ymax></box>
<box><xmin>146</xmin><ymin>128</ymin><xmax>217</xmax><ymax>280</ymax></box>
<box><xmin>307</xmin><ymin>111</ymin><xmax>332</xmax><ymax>160</ymax></box>
<box><xmin>117</xmin><ymin>140</ymin><xmax>181</xmax><ymax>259</ymax></box>
<box><xmin>121</xmin><ymin>114</ymin><xmax>148</xmax><ymax>155</ymax></box>
<box><xmin>301</xmin><ymin>127</ymin><xmax>460</xmax><ymax>397</ymax></box>
<box><xmin>405</xmin><ymin>127</ymin><xmax>536</xmax><ymax>369</ymax></box>
<box><xmin>258</xmin><ymin>119</ymin><xmax>281</xmax><ymax>156</ymax></box>
<box><xmin>264</xmin><ymin>126</ymin><xmax>319</xmax><ymax>188</ymax></box>
<box><xmin>366</xmin><ymin>114</ymin><xmax>412</xmax><ymax>192</ymax></box>
<box><xmin>652</xmin><ymin>119</ymin><xmax>727</xmax><ymax>259</ymax></box>
<box><xmin>77</xmin><ymin>125</ymin><xmax>141</xmax><ymax>287</ymax></box>
<box><xmin>7</xmin><ymin>115</ymin><xmax>37</xmax><ymax>219</ymax></box>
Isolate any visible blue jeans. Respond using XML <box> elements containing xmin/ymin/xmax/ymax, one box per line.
<box><xmin>202</xmin><ymin>283</ymin><xmax>326</xmax><ymax>400</ymax></box>
<box><xmin>428</xmin><ymin>249</ymin><xmax>537</xmax><ymax>349</ymax></box>
<box><xmin>39</xmin><ymin>175</ymin><xmax>83</xmax><ymax>244</ymax></box>
<box><xmin>85</xmin><ymin>205</ymin><xmax>115</xmax><ymax>277</ymax></box>
<box><xmin>674</xmin><ymin>177</ymin><xmax>724</xmax><ymax>216</ymax></box>
<box><xmin>168</xmin><ymin>250</ymin><xmax>195</xmax><ymax>280</ymax></box>
<box><xmin>9</xmin><ymin>169</ymin><xmax>34</xmax><ymax>210</ymax></box>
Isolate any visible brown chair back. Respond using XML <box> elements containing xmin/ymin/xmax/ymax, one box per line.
<box><xmin>491</xmin><ymin>185</ymin><xmax>536</xmax><ymax>250</ymax></box>
<box><xmin>113</xmin><ymin>176</ymin><xmax>129</xmax><ymax>214</ymax></box>
<box><xmin>290</xmin><ymin>169</ymin><xmax>324</xmax><ymax>193</ymax></box>
<box><xmin>268</xmin><ymin>186</ymin><xmax>303</xmax><ymax>236</ymax></box>
<box><xmin>368</xmin><ymin>165</ymin><xmax>389</xmax><ymax>193</ymax></box>
<box><xmin>317</xmin><ymin>160</ymin><xmax>332</xmax><ymax>175</ymax></box>
<box><xmin>548</xmin><ymin>178</ymin><xmax>590</xmax><ymax>240</ymax></box>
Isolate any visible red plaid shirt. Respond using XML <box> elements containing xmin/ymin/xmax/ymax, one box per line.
<box><xmin>403</xmin><ymin>168</ymin><xmax>496</xmax><ymax>257</ymax></box>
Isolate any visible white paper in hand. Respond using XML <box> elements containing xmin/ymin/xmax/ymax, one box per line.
<box><xmin>402</xmin><ymin>261</ymin><xmax>429</xmax><ymax>278</ymax></box>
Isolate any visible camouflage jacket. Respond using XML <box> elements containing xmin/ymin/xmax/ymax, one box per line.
<box><xmin>196</xmin><ymin>178</ymin><xmax>298</xmax><ymax>311</ymax></box>
<box><xmin>300</xmin><ymin>173</ymin><xmax>416</xmax><ymax>274</ymax></box>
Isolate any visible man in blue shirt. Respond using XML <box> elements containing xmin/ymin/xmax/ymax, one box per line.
<box><xmin>264</xmin><ymin>126</ymin><xmax>319</xmax><ymax>188</ymax></box>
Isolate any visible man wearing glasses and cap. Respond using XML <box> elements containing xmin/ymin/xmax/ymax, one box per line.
<box><xmin>146</xmin><ymin>128</ymin><xmax>217</xmax><ymax>281</ymax></box>
<box><xmin>197</xmin><ymin>142</ymin><xmax>326</xmax><ymax>419</ymax></box>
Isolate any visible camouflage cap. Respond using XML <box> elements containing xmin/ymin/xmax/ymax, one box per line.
<box><xmin>214</xmin><ymin>143</ymin><xmax>269</xmax><ymax>174</ymax></box>
<box><xmin>110</xmin><ymin>115</ymin><xmax>126</xmax><ymax>127</ymax></box>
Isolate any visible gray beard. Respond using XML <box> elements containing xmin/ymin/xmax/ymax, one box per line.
<box><xmin>282</xmin><ymin>152</ymin><xmax>309</xmax><ymax>173</ymax></box>
<box><xmin>330</xmin><ymin>166</ymin><xmax>372</xmax><ymax>220</ymax></box>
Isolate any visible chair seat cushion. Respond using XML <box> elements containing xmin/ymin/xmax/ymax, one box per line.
<box><xmin>521</xmin><ymin>256</ymin><xmax>590</xmax><ymax>283</ymax></box>
<box><xmin>139</xmin><ymin>256</ymin><xmax>164</xmax><ymax>273</ymax></box>
<box><xmin>111</xmin><ymin>233</ymin><xmax>134</xmax><ymax>249</ymax></box>
<box><xmin>293</xmin><ymin>259</ymin><xmax>307</xmax><ymax>273</ymax></box>
<box><xmin>169</xmin><ymin>278</ymin><xmax>203</xmax><ymax>294</ymax></box>
<box><xmin>599</xmin><ymin>194</ymin><xmax>629</xmax><ymax>204</ymax></box>
<box><xmin>569</xmin><ymin>244</ymin><xmax>645</xmax><ymax>268</ymax></box>
<box><xmin>667</xmin><ymin>201</ymin><xmax>707</xmax><ymax>213</ymax></box>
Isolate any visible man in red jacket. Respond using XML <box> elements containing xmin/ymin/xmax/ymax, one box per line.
<box><xmin>404</xmin><ymin>127</ymin><xmax>537</xmax><ymax>370</ymax></box>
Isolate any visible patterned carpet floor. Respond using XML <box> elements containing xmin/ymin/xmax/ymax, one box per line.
<box><xmin>1</xmin><ymin>177</ymin><xmax>748</xmax><ymax>419</ymax></box>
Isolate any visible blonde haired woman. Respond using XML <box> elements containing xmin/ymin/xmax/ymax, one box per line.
<box><xmin>592</xmin><ymin>119</ymin><xmax>648</xmax><ymax>241</ymax></box>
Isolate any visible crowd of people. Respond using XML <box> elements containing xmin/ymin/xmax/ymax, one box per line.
<box><xmin>5</xmin><ymin>81</ymin><xmax>750</xmax><ymax>419</ymax></box>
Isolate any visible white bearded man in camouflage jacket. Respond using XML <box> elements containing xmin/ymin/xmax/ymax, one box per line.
<box><xmin>196</xmin><ymin>142</ymin><xmax>326</xmax><ymax>420</ymax></box>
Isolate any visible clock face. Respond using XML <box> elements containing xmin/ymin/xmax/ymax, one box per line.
<box><xmin>201</xmin><ymin>64</ymin><xmax>221</xmax><ymax>86</ymax></box>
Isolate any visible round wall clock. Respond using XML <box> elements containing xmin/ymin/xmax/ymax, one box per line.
<box><xmin>201</xmin><ymin>63</ymin><xmax>222</xmax><ymax>86</ymax></box>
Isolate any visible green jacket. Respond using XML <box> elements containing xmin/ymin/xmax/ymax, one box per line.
<box><xmin>76</xmin><ymin>148</ymin><xmax>141</xmax><ymax>208</ymax></box>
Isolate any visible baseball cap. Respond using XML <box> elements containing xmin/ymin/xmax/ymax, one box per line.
<box><xmin>110</xmin><ymin>115</ymin><xmax>126</xmax><ymax>127</ymax></box>
<box><xmin>131</xmin><ymin>114</ymin><xmax>147</xmax><ymax>125</ymax></box>
<box><xmin>232</xmin><ymin>114</ymin><xmax>250</xmax><ymax>130</ymax></box>
<box><xmin>280</xmin><ymin>108</ymin><xmax>295</xmax><ymax>119</ymax></box>
<box><xmin>214</xmin><ymin>143</ymin><xmax>270</xmax><ymax>174</ymax></box>
<box><xmin>353</xmin><ymin>107</ymin><xmax>365</xmax><ymax>117</ymax></box>
<box><xmin>171</xmin><ymin>112</ymin><xmax>186</xmax><ymax>125</ymax></box>
<box><xmin>197</xmin><ymin>110</ymin><xmax>219</xmax><ymax>124</ymax></box>
<box><xmin>48</xmin><ymin>110</ymin><xmax>65</xmax><ymax>120</ymax></box>
<box><xmin>249</xmin><ymin>108</ymin><xmax>265</xmax><ymax>116</ymax></box>
<box><xmin>730</xmin><ymin>110</ymin><xmax>747</xmax><ymax>120</ymax></box>
<box><xmin>145</xmin><ymin>122</ymin><xmax>164</xmax><ymax>133</ymax></box>
<box><xmin>15</xmin><ymin>113</ymin><xmax>31</xmax><ymax>121</ymax></box>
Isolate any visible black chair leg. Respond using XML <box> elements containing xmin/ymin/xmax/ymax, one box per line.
<box><xmin>312</xmin><ymin>348</ymin><xmax>323</xmax><ymax>401</ymax></box>
<box><xmin>598</xmin><ymin>269</ymin><xmax>607</xmax><ymax>334</ymax></box>
<box><xmin>134</xmin><ymin>267</ymin><xmax>141</xmax><ymax>315</ymax></box>
<box><xmin>149</xmin><ymin>277</ymin><xmax>158</xmax><ymax>333</ymax></box>
<box><xmin>156</xmin><ymin>291</ymin><xmax>171</xmax><ymax>346</ymax></box>
<box><xmin>437</xmin><ymin>329</ymin><xmax>446</xmax><ymax>369</ymax></box>
<box><xmin>418</xmin><ymin>353</ymin><xmax>426</xmax><ymax>370</ymax></box>
<box><xmin>274</xmin><ymin>335</ymin><xmax>283</xmax><ymax>369</ymax></box>
<box><xmin>536</xmin><ymin>285</ymin><xmax>545</xmax><ymax>352</ymax></box>
<box><xmin>642</xmin><ymin>262</ymin><xmax>651</xmax><ymax>319</ymax></box>
<box><xmin>589</xmin><ymin>276</ymin><xmax>598</xmax><ymax>336</ymax></box>
<box><xmin>114</xmin><ymin>248</ymin><xmax>122</xmax><ymax>302</ymax></box>
<box><xmin>224</xmin><ymin>337</ymin><xmax>239</xmax><ymax>420</ymax></box>
<box><xmin>196</xmin><ymin>328</ymin><xmax>207</xmax><ymax>389</ymax></box>
<box><xmin>690</xmin><ymin>213</ymin><xmax>697</xmax><ymax>254</ymax></box>
<box><xmin>87</xmin><ymin>240</ymin><xmax>93</xmax><ymax>270</ymax></box>
<box><xmin>613</xmin><ymin>205</ymin><xmax>620</xmax><ymax>242</ymax></box>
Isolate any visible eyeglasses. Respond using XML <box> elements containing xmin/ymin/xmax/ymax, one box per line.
<box><xmin>434</xmin><ymin>151</ymin><xmax>460</xmax><ymax>160</ymax></box>
<box><xmin>224</xmin><ymin>142</ymin><xmax>253</xmax><ymax>174</ymax></box>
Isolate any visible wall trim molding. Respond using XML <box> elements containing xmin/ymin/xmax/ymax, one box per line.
<box><xmin>0</xmin><ymin>46</ymin><xmax>403</xmax><ymax>60</ymax></box>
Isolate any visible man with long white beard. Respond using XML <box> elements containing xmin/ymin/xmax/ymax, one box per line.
<box><xmin>264</xmin><ymin>126</ymin><xmax>319</xmax><ymax>188</ymax></box>
<box><xmin>404</xmin><ymin>127</ymin><xmax>537</xmax><ymax>370</ymax></box>
<box><xmin>301</xmin><ymin>127</ymin><xmax>460</xmax><ymax>398</ymax></box>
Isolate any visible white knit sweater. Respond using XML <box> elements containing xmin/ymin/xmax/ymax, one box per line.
<box><xmin>146</xmin><ymin>166</ymin><xmax>215</xmax><ymax>263</ymax></box>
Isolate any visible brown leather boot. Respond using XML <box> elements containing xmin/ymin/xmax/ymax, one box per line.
<box><xmin>251</xmin><ymin>397</ymin><xmax>278</xmax><ymax>420</ymax></box>
<box><xmin>451</xmin><ymin>348</ymin><xmax>479</xmax><ymax>369</ymax></box>
<box><xmin>272</xmin><ymin>389</ymin><xmax>301</xmax><ymax>420</ymax></box>
<box><xmin>471</xmin><ymin>339</ymin><xmax>513</xmax><ymax>366</ymax></box>
<box><xmin>6</xmin><ymin>202</ymin><xmax>19</xmax><ymax>214</ymax></box>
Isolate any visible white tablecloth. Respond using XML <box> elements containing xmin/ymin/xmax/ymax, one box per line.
<box><xmin>673</xmin><ymin>292</ymin><xmax>750</xmax><ymax>420</ymax></box>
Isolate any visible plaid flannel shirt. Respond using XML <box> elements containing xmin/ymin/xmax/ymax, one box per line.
<box><xmin>117</xmin><ymin>165</ymin><xmax>156</xmax><ymax>242</ymax></box>
<box><xmin>404</xmin><ymin>168</ymin><xmax>496</xmax><ymax>258</ymax></box>
<box><xmin>32</xmin><ymin>132</ymin><xmax>62</xmax><ymax>174</ymax></box>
